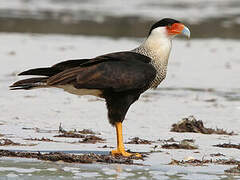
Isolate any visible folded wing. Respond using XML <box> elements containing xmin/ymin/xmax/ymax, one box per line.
<box><xmin>11</xmin><ymin>51</ymin><xmax>156</xmax><ymax>92</ymax></box>
<box><xmin>47</xmin><ymin>52</ymin><xmax>156</xmax><ymax>92</ymax></box>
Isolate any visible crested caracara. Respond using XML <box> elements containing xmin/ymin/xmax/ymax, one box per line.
<box><xmin>10</xmin><ymin>18</ymin><xmax>190</xmax><ymax>157</ymax></box>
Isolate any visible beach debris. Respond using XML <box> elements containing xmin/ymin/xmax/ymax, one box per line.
<box><xmin>169</xmin><ymin>158</ymin><xmax>208</xmax><ymax>166</ymax></box>
<box><xmin>152</xmin><ymin>145</ymin><xmax>158</xmax><ymax>151</ymax></box>
<box><xmin>213</xmin><ymin>143</ymin><xmax>240</xmax><ymax>149</ymax></box>
<box><xmin>0</xmin><ymin>150</ymin><xmax>143</xmax><ymax>165</ymax></box>
<box><xmin>210</xmin><ymin>153</ymin><xmax>225</xmax><ymax>157</ymax></box>
<box><xmin>98</xmin><ymin>145</ymin><xmax>114</xmax><ymax>149</ymax></box>
<box><xmin>126</xmin><ymin>137</ymin><xmax>153</xmax><ymax>144</ymax></box>
<box><xmin>24</xmin><ymin>137</ymin><xmax>56</xmax><ymax>142</ymax></box>
<box><xmin>165</xmin><ymin>137</ymin><xmax>177</xmax><ymax>142</ymax></box>
<box><xmin>79</xmin><ymin>135</ymin><xmax>105</xmax><ymax>144</ymax></box>
<box><xmin>182</xmin><ymin>139</ymin><xmax>195</xmax><ymax>143</ymax></box>
<box><xmin>54</xmin><ymin>132</ymin><xmax>85</xmax><ymax>138</ymax></box>
<box><xmin>0</xmin><ymin>139</ymin><xmax>36</xmax><ymax>146</ymax></box>
<box><xmin>225</xmin><ymin>164</ymin><xmax>240</xmax><ymax>174</ymax></box>
<box><xmin>149</xmin><ymin>145</ymin><xmax>163</xmax><ymax>153</ymax></box>
<box><xmin>158</xmin><ymin>137</ymin><xmax>177</xmax><ymax>143</ymax></box>
<box><xmin>158</xmin><ymin>138</ymin><xmax>194</xmax><ymax>144</ymax></box>
<box><xmin>171</xmin><ymin>116</ymin><xmax>235</xmax><ymax>135</ymax></box>
<box><xmin>55</xmin><ymin>126</ymin><xmax>105</xmax><ymax>143</ymax></box>
<box><xmin>58</xmin><ymin>123</ymin><xmax>67</xmax><ymax>133</ymax></box>
<box><xmin>162</xmin><ymin>140</ymin><xmax>197</xmax><ymax>150</ymax></box>
<box><xmin>55</xmin><ymin>132</ymin><xmax>105</xmax><ymax>143</ymax></box>
<box><xmin>22</xmin><ymin>127</ymin><xmax>57</xmax><ymax>134</ymax></box>
<box><xmin>57</xmin><ymin>123</ymin><xmax>100</xmax><ymax>138</ymax></box>
<box><xmin>78</xmin><ymin>129</ymin><xmax>99</xmax><ymax>135</ymax></box>
<box><xmin>169</xmin><ymin>158</ymin><xmax>240</xmax><ymax>166</ymax></box>
<box><xmin>0</xmin><ymin>139</ymin><xmax>21</xmax><ymax>146</ymax></box>
<box><xmin>169</xmin><ymin>159</ymin><xmax>182</xmax><ymax>165</ymax></box>
<box><xmin>215</xmin><ymin>159</ymin><xmax>240</xmax><ymax>165</ymax></box>
<box><xmin>193</xmin><ymin>151</ymin><xmax>200</xmax><ymax>153</ymax></box>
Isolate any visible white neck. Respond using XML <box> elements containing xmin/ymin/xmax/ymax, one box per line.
<box><xmin>141</xmin><ymin>27</ymin><xmax>172</xmax><ymax>63</ymax></box>
<box><xmin>133</xmin><ymin>27</ymin><xmax>172</xmax><ymax>88</ymax></box>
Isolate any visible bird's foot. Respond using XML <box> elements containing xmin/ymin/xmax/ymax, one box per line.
<box><xmin>111</xmin><ymin>149</ymin><xmax>141</xmax><ymax>158</ymax></box>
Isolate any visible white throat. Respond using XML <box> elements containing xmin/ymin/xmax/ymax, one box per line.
<box><xmin>133</xmin><ymin>27</ymin><xmax>172</xmax><ymax>88</ymax></box>
<box><xmin>143</xmin><ymin>27</ymin><xmax>172</xmax><ymax>62</ymax></box>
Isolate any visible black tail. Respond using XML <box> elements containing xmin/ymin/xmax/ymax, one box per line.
<box><xmin>18</xmin><ymin>59</ymin><xmax>91</xmax><ymax>77</ymax></box>
<box><xmin>18</xmin><ymin>67</ymin><xmax>61</xmax><ymax>77</ymax></box>
<box><xmin>10</xmin><ymin>59</ymin><xmax>91</xmax><ymax>90</ymax></box>
<box><xmin>10</xmin><ymin>77</ymin><xmax>48</xmax><ymax>90</ymax></box>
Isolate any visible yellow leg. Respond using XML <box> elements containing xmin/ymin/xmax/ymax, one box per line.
<box><xmin>111</xmin><ymin>122</ymin><xmax>141</xmax><ymax>157</ymax></box>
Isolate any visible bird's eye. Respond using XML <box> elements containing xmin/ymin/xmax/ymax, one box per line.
<box><xmin>167</xmin><ymin>24</ymin><xmax>172</xmax><ymax>28</ymax></box>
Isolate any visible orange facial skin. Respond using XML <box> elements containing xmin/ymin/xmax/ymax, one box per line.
<box><xmin>167</xmin><ymin>23</ymin><xmax>185</xmax><ymax>36</ymax></box>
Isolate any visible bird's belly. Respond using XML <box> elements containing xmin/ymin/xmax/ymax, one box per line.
<box><xmin>56</xmin><ymin>85</ymin><xmax>102</xmax><ymax>97</ymax></box>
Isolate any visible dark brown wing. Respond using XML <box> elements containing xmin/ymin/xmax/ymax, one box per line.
<box><xmin>47</xmin><ymin>52</ymin><xmax>156</xmax><ymax>92</ymax></box>
<box><xmin>18</xmin><ymin>52</ymin><xmax>151</xmax><ymax>77</ymax></box>
<box><xmin>18</xmin><ymin>59</ymin><xmax>90</xmax><ymax>77</ymax></box>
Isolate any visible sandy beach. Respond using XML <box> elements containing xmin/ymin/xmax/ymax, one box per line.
<box><xmin>0</xmin><ymin>33</ymin><xmax>239</xmax><ymax>179</ymax></box>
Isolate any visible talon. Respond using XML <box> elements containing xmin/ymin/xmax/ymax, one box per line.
<box><xmin>111</xmin><ymin>122</ymin><xmax>142</xmax><ymax>158</ymax></box>
<box><xmin>111</xmin><ymin>149</ymin><xmax>132</xmax><ymax>157</ymax></box>
<box><xmin>111</xmin><ymin>149</ymin><xmax>142</xmax><ymax>157</ymax></box>
<box><xmin>134</xmin><ymin>153</ymin><xmax>142</xmax><ymax>158</ymax></box>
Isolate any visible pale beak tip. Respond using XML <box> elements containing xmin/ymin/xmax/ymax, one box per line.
<box><xmin>182</xmin><ymin>26</ymin><xmax>191</xmax><ymax>39</ymax></box>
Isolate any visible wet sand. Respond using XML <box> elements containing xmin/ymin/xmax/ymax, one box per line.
<box><xmin>0</xmin><ymin>33</ymin><xmax>239</xmax><ymax>179</ymax></box>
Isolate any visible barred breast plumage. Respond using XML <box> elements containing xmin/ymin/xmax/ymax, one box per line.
<box><xmin>132</xmin><ymin>33</ymin><xmax>172</xmax><ymax>88</ymax></box>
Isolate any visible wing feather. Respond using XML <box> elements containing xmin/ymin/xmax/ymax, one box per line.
<box><xmin>47</xmin><ymin>52</ymin><xmax>156</xmax><ymax>92</ymax></box>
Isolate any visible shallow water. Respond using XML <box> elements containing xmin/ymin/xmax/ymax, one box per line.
<box><xmin>1</xmin><ymin>157</ymin><xmax>240</xmax><ymax>180</ymax></box>
<box><xmin>0</xmin><ymin>0</ymin><xmax>240</xmax><ymax>38</ymax></box>
<box><xmin>0</xmin><ymin>33</ymin><xmax>240</xmax><ymax>179</ymax></box>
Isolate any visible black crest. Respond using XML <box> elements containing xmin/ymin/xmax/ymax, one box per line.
<box><xmin>148</xmin><ymin>18</ymin><xmax>180</xmax><ymax>35</ymax></box>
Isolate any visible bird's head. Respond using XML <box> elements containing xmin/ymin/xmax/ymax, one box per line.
<box><xmin>148</xmin><ymin>18</ymin><xmax>190</xmax><ymax>39</ymax></box>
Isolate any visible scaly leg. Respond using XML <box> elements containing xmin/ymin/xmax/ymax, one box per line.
<box><xmin>111</xmin><ymin>122</ymin><xmax>141</xmax><ymax>157</ymax></box>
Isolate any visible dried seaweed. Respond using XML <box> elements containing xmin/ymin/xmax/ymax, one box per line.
<box><xmin>213</xmin><ymin>143</ymin><xmax>240</xmax><ymax>149</ymax></box>
<box><xmin>171</xmin><ymin>116</ymin><xmax>235</xmax><ymax>135</ymax></box>
<box><xmin>169</xmin><ymin>158</ymin><xmax>240</xmax><ymax>166</ymax></box>
<box><xmin>162</xmin><ymin>141</ymin><xmax>197</xmax><ymax>150</ymax></box>
<box><xmin>162</xmin><ymin>139</ymin><xmax>197</xmax><ymax>150</ymax></box>
<box><xmin>0</xmin><ymin>150</ymin><xmax>143</xmax><ymax>165</ymax></box>
<box><xmin>182</xmin><ymin>139</ymin><xmax>195</xmax><ymax>143</ymax></box>
<box><xmin>0</xmin><ymin>139</ymin><xmax>36</xmax><ymax>146</ymax></box>
<box><xmin>0</xmin><ymin>139</ymin><xmax>21</xmax><ymax>146</ymax></box>
<box><xmin>126</xmin><ymin>137</ymin><xmax>153</xmax><ymax>144</ymax></box>
<box><xmin>158</xmin><ymin>137</ymin><xmax>177</xmax><ymax>143</ymax></box>
<box><xmin>57</xmin><ymin>124</ymin><xmax>101</xmax><ymax>139</ymax></box>
<box><xmin>149</xmin><ymin>145</ymin><xmax>163</xmax><ymax>153</ymax></box>
<box><xmin>215</xmin><ymin>159</ymin><xmax>240</xmax><ymax>165</ymax></box>
<box><xmin>78</xmin><ymin>129</ymin><xmax>99</xmax><ymax>135</ymax></box>
<box><xmin>79</xmin><ymin>135</ymin><xmax>105</xmax><ymax>144</ymax></box>
<box><xmin>210</xmin><ymin>153</ymin><xmax>225</xmax><ymax>157</ymax></box>
<box><xmin>98</xmin><ymin>145</ymin><xmax>114</xmax><ymax>149</ymax></box>
<box><xmin>225</xmin><ymin>164</ymin><xmax>240</xmax><ymax>174</ymax></box>
<box><xmin>54</xmin><ymin>132</ymin><xmax>85</xmax><ymax>138</ymax></box>
<box><xmin>24</xmin><ymin>137</ymin><xmax>56</xmax><ymax>142</ymax></box>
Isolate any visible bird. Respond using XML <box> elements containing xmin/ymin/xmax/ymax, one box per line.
<box><xmin>10</xmin><ymin>18</ymin><xmax>190</xmax><ymax>157</ymax></box>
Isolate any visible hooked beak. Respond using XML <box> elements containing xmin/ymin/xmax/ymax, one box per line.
<box><xmin>181</xmin><ymin>26</ymin><xmax>190</xmax><ymax>39</ymax></box>
<box><xmin>167</xmin><ymin>23</ymin><xmax>190</xmax><ymax>39</ymax></box>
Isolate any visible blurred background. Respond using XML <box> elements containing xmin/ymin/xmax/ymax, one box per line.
<box><xmin>1</xmin><ymin>0</ymin><xmax>240</xmax><ymax>38</ymax></box>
